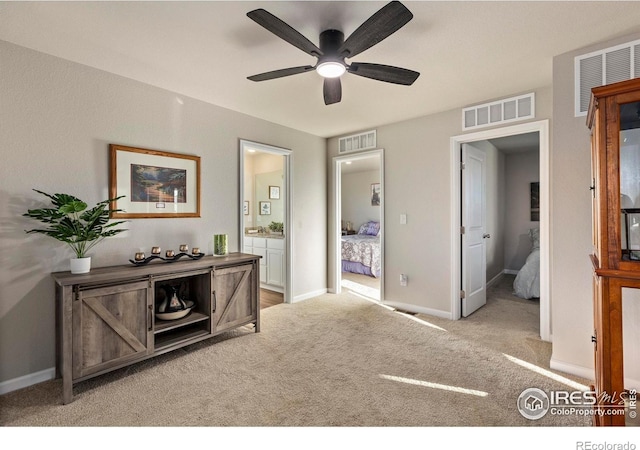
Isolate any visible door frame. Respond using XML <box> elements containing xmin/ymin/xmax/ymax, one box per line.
<box><xmin>239</xmin><ymin>139</ymin><xmax>293</xmax><ymax>304</ymax></box>
<box><xmin>332</xmin><ymin>148</ymin><xmax>385</xmax><ymax>300</ymax></box>
<box><xmin>450</xmin><ymin>120</ymin><xmax>550</xmax><ymax>341</ymax></box>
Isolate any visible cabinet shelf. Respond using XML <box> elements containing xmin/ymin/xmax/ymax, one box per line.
<box><xmin>154</xmin><ymin>325</ymin><xmax>211</xmax><ymax>351</ymax></box>
<box><xmin>154</xmin><ymin>311</ymin><xmax>209</xmax><ymax>334</ymax></box>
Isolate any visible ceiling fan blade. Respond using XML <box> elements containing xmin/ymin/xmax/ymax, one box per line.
<box><xmin>338</xmin><ymin>1</ymin><xmax>413</xmax><ymax>58</ymax></box>
<box><xmin>348</xmin><ymin>62</ymin><xmax>420</xmax><ymax>85</ymax></box>
<box><xmin>247</xmin><ymin>9</ymin><xmax>323</xmax><ymax>57</ymax></box>
<box><xmin>323</xmin><ymin>78</ymin><xmax>342</xmax><ymax>105</ymax></box>
<box><xmin>248</xmin><ymin>65</ymin><xmax>315</xmax><ymax>82</ymax></box>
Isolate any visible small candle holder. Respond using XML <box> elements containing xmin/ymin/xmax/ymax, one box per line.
<box><xmin>179</xmin><ymin>244</ymin><xmax>189</xmax><ymax>252</ymax></box>
<box><xmin>134</xmin><ymin>252</ymin><xmax>145</xmax><ymax>261</ymax></box>
<box><xmin>165</xmin><ymin>250</ymin><xmax>175</xmax><ymax>258</ymax></box>
<box><xmin>151</xmin><ymin>246</ymin><xmax>161</xmax><ymax>255</ymax></box>
<box><xmin>213</xmin><ymin>234</ymin><xmax>228</xmax><ymax>256</ymax></box>
<box><xmin>192</xmin><ymin>247</ymin><xmax>200</xmax><ymax>255</ymax></box>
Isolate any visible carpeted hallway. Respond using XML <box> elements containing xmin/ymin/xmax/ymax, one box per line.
<box><xmin>0</xmin><ymin>274</ymin><xmax>592</xmax><ymax>428</ymax></box>
<box><xmin>416</xmin><ymin>274</ymin><xmax>550</xmax><ymax>368</ymax></box>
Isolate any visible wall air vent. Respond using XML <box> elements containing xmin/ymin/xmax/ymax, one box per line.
<box><xmin>462</xmin><ymin>93</ymin><xmax>535</xmax><ymax>131</ymax></box>
<box><xmin>338</xmin><ymin>130</ymin><xmax>377</xmax><ymax>154</ymax></box>
<box><xmin>575</xmin><ymin>39</ymin><xmax>640</xmax><ymax>116</ymax></box>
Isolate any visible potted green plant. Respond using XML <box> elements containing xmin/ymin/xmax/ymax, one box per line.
<box><xmin>23</xmin><ymin>189</ymin><xmax>128</xmax><ymax>274</ymax></box>
<box><xmin>268</xmin><ymin>221</ymin><xmax>284</xmax><ymax>235</ymax></box>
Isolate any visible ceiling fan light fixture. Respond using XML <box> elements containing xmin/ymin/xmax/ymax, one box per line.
<box><xmin>316</xmin><ymin>61</ymin><xmax>346</xmax><ymax>78</ymax></box>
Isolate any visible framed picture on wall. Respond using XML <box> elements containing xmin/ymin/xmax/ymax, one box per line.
<box><xmin>530</xmin><ymin>182</ymin><xmax>540</xmax><ymax>221</ymax></box>
<box><xmin>109</xmin><ymin>144</ymin><xmax>200</xmax><ymax>219</ymax></box>
<box><xmin>371</xmin><ymin>183</ymin><xmax>381</xmax><ymax>206</ymax></box>
<box><xmin>243</xmin><ymin>201</ymin><xmax>249</xmax><ymax>215</ymax></box>
<box><xmin>260</xmin><ymin>201</ymin><xmax>271</xmax><ymax>215</ymax></box>
<box><xmin>269</xmin><ymin>185</ymin><xmax>280</xmax><ymax>199</ymax></box>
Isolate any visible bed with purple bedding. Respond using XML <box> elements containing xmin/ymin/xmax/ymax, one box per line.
<box><xmin>341</xmin><ymin>230</ymin><xmax>381</xmax><ymax>278</ymax></box>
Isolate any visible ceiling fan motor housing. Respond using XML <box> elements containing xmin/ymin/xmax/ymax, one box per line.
<box><xmin>319</xmin><ymin>29</ymin><xmax>345</xmax><ymax>55</ymax></box>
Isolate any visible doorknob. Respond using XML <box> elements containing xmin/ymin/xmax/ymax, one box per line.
<box><xmin>483</xmin><ymin>233</ymin><xmax>491</xmax><ymax>239</ymax></box>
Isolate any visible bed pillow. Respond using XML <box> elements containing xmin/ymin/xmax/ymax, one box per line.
<box><xmin>358</xmin><ymin>221</ymin><xmax>380</xmax><ymax>236</ymax></box>
<box><xmin>529</xmin><ymin>228</ymin><xmax>540</xmax><ymax>250</ymax></box>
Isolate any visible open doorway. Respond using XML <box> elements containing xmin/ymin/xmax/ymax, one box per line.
<box><xmin>333</xmin><ymin>149</ymin><xmax>384</xmax><ymax>301</ymax></box>
<box><xmin>451</xmin><ymin>120</ymin><xmax>550</xmax><ymax>341</ymax></box>
<box><xmin>239</xmin><ymin>140</ymin><xmax>292</xmax><ymax>306</ymax></box>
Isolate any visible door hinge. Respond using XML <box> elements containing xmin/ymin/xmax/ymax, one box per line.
<box><xmin>460</xmin><ymin>226</ymin><xmax>465</xmax><ymax>235</ymax></box>
<box><xmin>460</xmin><ymin>162</ymin><xmax>466</xmax><ymax>170</ymax></box>
<box><xmin>460</xmin><ymin>290</ymin><xmax>466</xmax><ymax>299</ymax></box>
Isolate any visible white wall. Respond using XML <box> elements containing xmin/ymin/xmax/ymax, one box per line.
<box><xmin>341</xmin><ymin>169</ymin><xmax>380</xmax><ymax>232</ymax></box>
<box><xmin>504</xmin><ymin>150</ymin><xmax>540</xmax><ymax>271</ymax></box>
<box><xmin>0</xmin><ymin>41</ymin><xmax>327</xmax><ymax>388</ymax></box>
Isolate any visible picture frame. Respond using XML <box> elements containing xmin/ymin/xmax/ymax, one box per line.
<box><xmin>530</xmin><ymin>182</ymin><xmax>540</xmax><ymax>222</ymax></box>
<box><xmin>109</xmin><ymin>144</ymin><xmax>200</xmax><ymax>218</ymax></box>
<box><xmin>371</xmin><ymin>183</ymin><xmax>381</xmax><ymax>206</ymax></box>
<box><xmin>269</xmin><ymin>185</ymin><xmax>280</xmax><ymax>199</ymax></box>
<box><xmin>259</xmin><ymin>201</ymin><xmax>271</xmax><ymax>215</ymax></box>
<box><xmin>243</xmin><ymin>201</ymin><xmax>249</xmax><ymax>215</ymax></box>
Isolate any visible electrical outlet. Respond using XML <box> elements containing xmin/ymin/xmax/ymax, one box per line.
<box><xmin>400</xmin><ymin>214</ymin><xmax>407</xmax><ymax>225</ymax></box>
<box><xmin>400</xmin><ymin>274</ymin><xmax>408</xmax><ymax>286</ymax></box>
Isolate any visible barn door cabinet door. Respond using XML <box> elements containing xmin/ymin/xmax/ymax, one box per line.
<box><xmin>212</xmin><ymin>263</ymin><xmax>259</xmax><ymax>334</ymax></box>
<box><xmin>73</xmin><ymin>280</ymin><xmax>152</xmax><ymax>379</ymax></box>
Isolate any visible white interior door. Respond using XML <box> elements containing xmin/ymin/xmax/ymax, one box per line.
<box><xmin>461</xmin><ymin>143</ymin><xmax>487</xmax><ymax>317</ymax></box>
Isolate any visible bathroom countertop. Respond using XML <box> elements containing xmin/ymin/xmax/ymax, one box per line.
<box><xmin>244</xmin><ymin>233</ymin><xmax>285</xmax><ymax>239</ymax></box>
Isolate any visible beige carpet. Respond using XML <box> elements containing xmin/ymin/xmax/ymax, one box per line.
<box><xmin>0</xmin><ymin>280</ymin><xmax>592</xmax><ymax>427</ymax></box>
<box><xmin>341</xmin><ymin>272</ymin><xmax>380</xmax><ymax>299</ymax></box>
<box><xmin>416</xmin><ymin>274</ymin><xmax>553</xmax><ymax>369</ymax></box>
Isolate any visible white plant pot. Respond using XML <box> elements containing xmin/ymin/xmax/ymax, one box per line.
<box><xmin>70</xmin><ymin>256</ymin><xmax>91</xmax><ymax>274</ymax></box>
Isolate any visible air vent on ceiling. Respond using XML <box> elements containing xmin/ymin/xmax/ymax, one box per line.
<box><xmin>462</xmin><ymin>93</ymin><xmax>535</xmax><ymax>131</ymax></box>
<box><xmin>575</xmin><ymin>39</ymin><xmax>640</xmax><ymax>116</ymax></box>
<box><xmin>338</xmin><ymin>130</ymin><xmax>377</xmax><ymax>154</ymax></box>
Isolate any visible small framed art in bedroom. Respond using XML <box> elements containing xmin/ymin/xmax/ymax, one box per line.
<box><xmin>530</xmin><ymin>182</ymin><xmax>539</xmax><ymax>221</ymax></box>
<box><xmin>371</xmin><ymin>183</ymin><xmax>380</xmax><ymax>206</ymax></box>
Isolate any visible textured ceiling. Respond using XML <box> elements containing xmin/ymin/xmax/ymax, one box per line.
<box><xmin>2</xmin><ymin>1</ymin><xmax>640</xmax><ymax>138</ymax></box>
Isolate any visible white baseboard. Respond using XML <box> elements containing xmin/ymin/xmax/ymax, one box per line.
<box><xmin>487</xmin><ymin>269</ymin><xmax>519</xmax><ymax>289</ymax></box>
<box><xmin>260</xmin><ymin>283</ymin><xmax>284</xmax><ymax>294</ymax></box>
<box><xmin>292</xmin><ymin>288</ymin><xmax>327</xmax><ymax>303</ymax></box>
<box><xmin>382</xmin><ymin>300</ymin><xmax>452</xmax><ymax>319</ymax></box>
<box><xmin>549</xmin><ymin>358</ymin><xmax>594</xmax><ymax>381</ymax></box>
<box><xmin>487</xmin><ymin>272</ymin><xmax>503</xmax><ymax>288</ymax></box>
<box><xmin>550</xmin><ymin>358</ymin><xmax>640</xmax><ymax>390</ymax></box>
<box><xmin>0</xmin><ymin>367</ymin><xmax>56</xmax><ymax>396</ymax></box>
<box><xmin>626</xmin><ymin>377</ymin><xmax>640</xmax><ymax>390</ymax></box>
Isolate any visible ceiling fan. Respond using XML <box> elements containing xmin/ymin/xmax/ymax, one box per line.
<box><xmin>246</xmin><ymin>1</ymin><xmax>420</xmax><ymax>105</ymax></box>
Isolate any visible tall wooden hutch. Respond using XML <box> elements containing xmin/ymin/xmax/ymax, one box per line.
<box><xmin>587</xmin><ymin>77</ymin><xmax>640</xmax><ymax>426</ymax></box>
